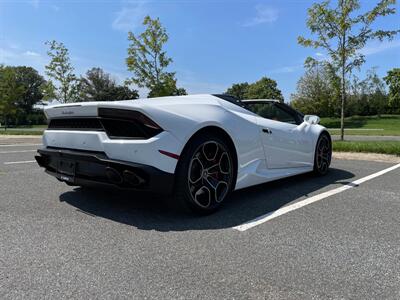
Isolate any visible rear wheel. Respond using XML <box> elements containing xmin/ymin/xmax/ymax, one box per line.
<box><xmin>313</xmin><ymin>133</ymin><xmax>332</xmax><ymax>175</ymax></box>
<box><xmin>174</xmin><ymin>134</ymin><xmax>235</xmax><ymax>214</ymax></box>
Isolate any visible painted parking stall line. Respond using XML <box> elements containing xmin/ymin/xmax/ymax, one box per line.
<box><xmin>0</xmin><ymin>143</ymin><xmax>41</xmax><ymax>147</ymax></box>
<box><xmin>4</xmin><ymin>160</ymin><xmax>37</xmax><ymax>165</ymax></box>
<box><xmin>0</xmin><ymin>150</ymin><xmax>37</xmax><ymax>154</ymax></box>
<box><xmin>233</xmin><ymin>163</ymin><xmax>400</xmax><ymax>232</ymax></box>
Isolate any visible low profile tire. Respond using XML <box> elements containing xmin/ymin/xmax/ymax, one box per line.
<box><xmin>313</xmin><ymin>132</ymin><xmax>332</xmax><ymax>176</ymax></box>
<box><xmin>174</xmin><ymin>134</ymin><xmax>235</xmax><ymax>214</ymax></box>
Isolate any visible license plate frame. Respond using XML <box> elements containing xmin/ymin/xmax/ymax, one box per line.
<box><xmin>57</xmin><ymin>159</ymin><xmax>76</xmax><ymax>183</ymax></box>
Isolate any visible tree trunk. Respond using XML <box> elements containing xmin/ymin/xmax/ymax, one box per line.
<box><xmin>340</xmin><ymin>67</ymin><xmax>345</xmax><ymax>141</ymax></box>
<box><xmin>340</xmin><ymin>28</ymin><xmax>346</xmax><ymax>141</ymax></box>
<box><xmin>4</xmin><ymin>115</ymin><xmax>7</xmax><ymax>131</ymax></box>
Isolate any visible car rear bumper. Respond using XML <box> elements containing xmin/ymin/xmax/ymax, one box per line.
<box><xmin>35</xmin><ymin>147</ymin><xmax>174</xmax><ymax>194</ymax></box>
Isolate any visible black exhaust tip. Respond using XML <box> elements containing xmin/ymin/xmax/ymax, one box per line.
<box><xmin>123</xmin><ymin>170</ymin><xmax>145</xmax><ymax>186</ymax></box>
<box><xmin>35</xmin><ymin>155</ymin><xmax>48</xmax><ymax>167</ymax></box>
<box><xmin>105</xmin><ymin>167</ymin><xmax>123</xmax><ymax>184</ymax></box>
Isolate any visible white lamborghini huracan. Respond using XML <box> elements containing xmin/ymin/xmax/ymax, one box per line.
<box><xmin>35</xmin><ymin>94</ymin><xmax>332</xmax><ymax>213</ymax></box>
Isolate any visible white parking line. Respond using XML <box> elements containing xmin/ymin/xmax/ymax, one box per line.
<box><xmin>233</xmin><ymin>163</ymin><xmax>400</xmax><ymax>232</ymax></box>
<box><xmin>4</xmin><ymin>160</ymin><xmax>37</xmax><ymax>165</ymax></box>
<box><xmin>0</xmin><ymin>143</ymin><xmax>41</xmax><ymax>147</ymax></box>
<box><xmin>0</xmin><ymin>150</ymin><xmax>36</xmax><ymax>154</ymax></box>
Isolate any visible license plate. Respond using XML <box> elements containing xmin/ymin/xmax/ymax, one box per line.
<box><xmin>57</xmin><ymin>159</ymin><xmax>75</xmax><ymax>182</ymax></box>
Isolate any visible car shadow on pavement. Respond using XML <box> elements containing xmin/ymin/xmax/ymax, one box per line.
<box><xmin>59</xmin><ymin>167</ymin><xmax>355</xmax><ymax>232</ymax></box>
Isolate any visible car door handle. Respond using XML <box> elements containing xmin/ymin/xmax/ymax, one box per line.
<box><xmin>262</xmin><ymin>128</ymin><xmax>272</xmax><ymax>134</ymax></box>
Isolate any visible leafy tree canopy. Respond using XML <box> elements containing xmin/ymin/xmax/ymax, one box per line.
<box><xmin>12</xmin><ymin>66</ymin><xmax>45</xmax><ymax>113</ymax></box>
<box><xmin>78</xmin><ymin>67</ymin><xmax>139</xmax><ymax>101</ymax></box>
<box><xmin>245</xmin><ymin>77</ymin><xmax>284</xmax><ymax>101</ymax></box>
<box><xmin>0</xmin><ymin>66</ymin><xmax>25</xmax><ymax>128</ymax></box>
<box><xmin>126</xmin><ymin>16</ymin><xmax>186</xmax><ymax>98</ymax></box>
<box><xmin>225</xmin><ymin>77</ymin><xmax>284</xmax><ymax>101</ymax></box>
<box><xmin>384</xmin><ymin>68</ymin><xmax>400</xmax><ymax>109</ymax></box>
<box><xmin>148</xmin><ymin>75</ymin><xmax>187</xmax><ymax>98</ymax></box>
<box><xmin>347</xmin><ymin>69</ymin><xmax>388</xmax><ymax>116</ymax></box>
<box><xmin>225</xmin><ymin>82</ymin><xmax>250</xmax><ymax>100</ymax></box>
<box><xmin>45</xmin><ymin>40</ymin><xmax>79</xmax><ymax>102</ymax></box>
<box><xmin>291</xmin><ymin>63</ymin><xmax>340</xmax><ymax>117</ymax></box>
<box><xmin>292</xmin><ymin>63</ymin><xmax>389</xmax><ymax>117</ymax></box>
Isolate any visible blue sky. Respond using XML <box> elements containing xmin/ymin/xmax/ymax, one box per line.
<box><xmin>0</xmin><ymin>0</ymin><xmax>399</xmax><ymax>100</ymax></box>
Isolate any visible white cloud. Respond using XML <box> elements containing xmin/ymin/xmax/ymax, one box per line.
<box><xmin>0</xmin><ymin>47</ymin><xmax>46</xmax><ymax>74</ymax></box>
<box><xmin>315</xmin><ymin>52</ymin><xmax>324</xmax><ymax>57</ymax></box>
<box><xmin>242</xmin><ymin>5</ymin><xmax>278</xmax><ymax>27</ymax></box>
<box><xmin>112</xmin><ymin>2</ymin><xmax>148</xmax><ymax>32</ymax></box>
<box><xmin>267</xmin><ymin>65</ymin><xmax>302</xmax><ymax>74</ymax></box>
<box><xmin>24</xmin><ymin>51</ymin><xmax>41</xmax><ymax>57</ymax></box>
<box><xmin>360</xmin><ymin>39</ymin><xmax>400</xmax><ymax>56</ymax></box>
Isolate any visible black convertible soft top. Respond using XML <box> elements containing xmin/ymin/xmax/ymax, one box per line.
<box><xmin>213</xmin><ymin>94</ymin><xmax>244</xmax><ymax>107</ymax></box>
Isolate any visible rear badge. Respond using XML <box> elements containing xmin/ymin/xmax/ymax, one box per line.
<box><xmin>61</xmin><ymin>110</ymin><xmax>74</xmax><ymax>115</ymax></box>
<box><xmin>60</xmin><ymin>175</ymin><xmax>72</xmax><ymax>182</ymax></box>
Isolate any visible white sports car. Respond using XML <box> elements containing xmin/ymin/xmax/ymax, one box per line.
<box><xmin>35</xmin><ymin>94</ymin><xmax>332</xmax><ymax>213</ymax></box>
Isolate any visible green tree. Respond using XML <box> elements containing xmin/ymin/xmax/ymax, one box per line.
<box><xmin>346</xmin><ymin>70</ymin><xmax>388</xmax><ymax>116</ymax></box>
<box><xmin>291</xmin><ymin>63</ymin><xmax>340</xmax><ymax>117</ymax></box>
<box><xmin>112</xmin><ymin>85</ymin><xmax>141</xmax><ymax>100</ymax></box>
<box><xmin>225</xmin><ymin>82</ymin><xmax>250</xmax><ymax>100</ymax></box>
<box><xmin>147</xmin><ymin>75</ymin><xmax>187</xmax><ymax>98</ymax></box>
<box><xmin>40</xmin><ymin>81</ymin><xmax>57</xmax><ymax>101</ymax></box>
<box><xmin>225</xmin><ymin>77</ymin><xmax>283</xmax><ymax>101</ymax></box>
<box><xmin>298</xmin><ymin>0</ymin><xmax>399</xmax><ymax>140</ymax></box>
<box><xmin>45</xmin><ymin>40</ymin><xmax>79</xmax><ymax>103</ymax></box>
<box><xmin>384</xmin><ymin>68</ymin><xmax>400</xmax><ymax>111</ymax></box>
<box><xmin>0</xmin><ymin>66</ymin><xmax>25</xmax><ymax>129</ymax></box>
<box><xmin>244</xmin><ymin>77</ymin><xmax>284</xmax><ymax>101</ymax></box>
<box><xmin>12</xmin><ymin>66</ymin><xmax>45</xmax><ymax>114</ymax></box>
<box><xmin>126</xmin><ymin>16</ymin><xmax>186</xmax><ymax>98</ymax></box>
<box><xmin>78</xmin><ymin>67</ymin><xmax>139</xmax><ymax>101</ymax></box>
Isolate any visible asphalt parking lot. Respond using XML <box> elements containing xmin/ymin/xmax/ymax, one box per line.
<box><xmin>1</xmin><ymin>139</ymin><xmax>400</xmax><ymax>299</ymax></box>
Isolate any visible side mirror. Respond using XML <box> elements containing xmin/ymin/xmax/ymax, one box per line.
<box><xmin>304</xmin><ymin>115</ymin><xmax>320</xmax><ymax>125</ymax></box>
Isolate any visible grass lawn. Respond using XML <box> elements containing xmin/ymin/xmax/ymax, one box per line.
<box><xmin>0</xmin><ymin>130</ymin><xmax>44</xmax><ymax>135</ymax></box>
<box><xmin>320</xmin><ymin>115</ymin><xmax>400</xmax><ymax>136</ymax></box>
<box><xmin>333</xmin><ymin>141</ymin><xmax>400</xmax><ymax>156</ymax></box>
<box><xmin>0</xmin><ymin>125</ymin><xmax>45</xmax><ymax>135</ymax></box>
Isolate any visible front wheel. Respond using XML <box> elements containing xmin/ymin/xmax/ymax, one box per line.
<box><xmin>174</xmin><ymin>134</ymin><xmax>235</xmax><ymax>214</ymax></box>
<box><xmin>313</xmin><ymin>133</ymin><xmax>332</xmax><ymax>175</ymax></box>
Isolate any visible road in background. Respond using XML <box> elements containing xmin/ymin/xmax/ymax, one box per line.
<box><xmin>0</xmin><ymin>136</ymin><xmax>42</xmax><ymax>145</ymax></box>
<box><xmin>332</xmin><ymin>135</ymin><xmax>400</xmax><ymax>141</ymax></box>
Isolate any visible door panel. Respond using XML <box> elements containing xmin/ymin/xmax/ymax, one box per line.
<box><xmin>243</xmin><ymin>101</ymin><xmax>314</xmax><ymax>169</ymax></box>
<box><xmin>256</xmin><ymin>117</ymin><xmax>313</xmax><ymax>169</ymax></box>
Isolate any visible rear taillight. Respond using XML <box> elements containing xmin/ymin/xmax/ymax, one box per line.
<box><xmin>98</xmin><ymin>107</ymin><xmax>163</xmax><ymax>139</ymax></box>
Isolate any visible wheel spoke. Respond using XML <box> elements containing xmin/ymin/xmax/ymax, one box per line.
<box><xmin>219</xmin><ymin>152</ymin><xmax>230</xmax><ymax>174</ymax></box>
<box><xmin>215</xmin><ymin>181</ymin><xmax>229</xmax><ymax>203</ymax></box>
<box><xmin>189</xmin><ymin>157</ymin><xmax>204</xmax><ymax>184</ymax></box>
<box><xmin>206</xmin><ymin>163</ymin><xmax>220</xmax><ymax>173</ymax></box>
<box><xmin>194</xmin><ymin>186</ymin><xmax>211</xmax><ymax>208</ymax></box>
<box><xmin>202</xmin><ymin>142</ymin><xmax>219</xmax><ymax>162</ymax></box>
<box><xmin>187</xmin><ymin>140</ymin><xmax>233</xmax><ymax>208</ymax></box>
